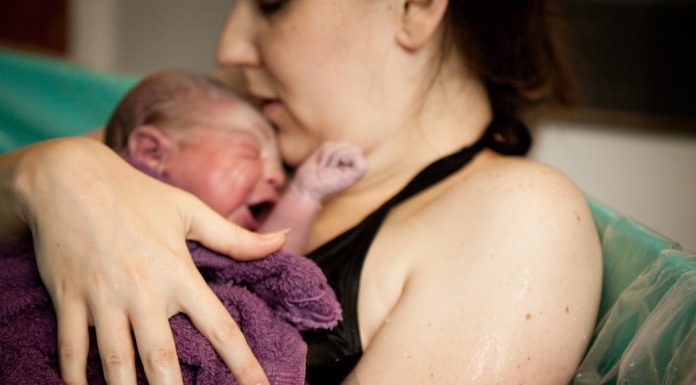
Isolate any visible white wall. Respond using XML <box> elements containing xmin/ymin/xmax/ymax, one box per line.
<box><xmin>69</xmin><ymin>0</ymin><xmax>233</xmax><ymax>75</ymax></box>
<box><xmin>68</xmin><ymin>1</ymin><xmax>696</xmax><ymax>252</ymax></box>
<box><xmin>530</xmin><ymin>117</ymin><xmax>696</xmax><ymax>252</ymax></box>
<box><xmin>69</xmin><ymin>0</ymin><xmax>118</xmax><ymax>72</ymax></box>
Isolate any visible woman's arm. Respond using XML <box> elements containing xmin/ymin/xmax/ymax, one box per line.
<box><xmin>345</xmin><ymin>161</ymin><xmax>602</xmax><ymax>385</ymax></box>
<box><xmin>0</xmin><ymin>144</ymin><xmax>33</xmax><ymax>244</ymax></box>
<box><xmin>82</xmin><ymin>128</ymin><xmax>105</xmax><ymax>141</ymax></box>
<box><xmin>1</xmin><ymin>137</ymin><xmax>286</xmax><ymax>385</ymax></box>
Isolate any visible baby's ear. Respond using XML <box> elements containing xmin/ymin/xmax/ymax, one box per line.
<box><xmin>127</xmin><ymin>125</ymin><xmax>173</xmax><ymax>173</ymax></box>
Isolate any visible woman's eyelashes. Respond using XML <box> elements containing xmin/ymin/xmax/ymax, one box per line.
<box><xmin>257</xmin><ymin>0</ymin><xmax>285</xmax><ymax>15</ymax></box>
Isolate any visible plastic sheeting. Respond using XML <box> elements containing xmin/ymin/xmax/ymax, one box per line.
<box><xmin>575</xmin><ymin>199</ymin><xmax>696</xmax><ymax>385</ymax></box>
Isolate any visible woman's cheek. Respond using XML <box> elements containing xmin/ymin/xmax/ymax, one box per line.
<box><xmin>277</xmin><ymin>130</ymin><xmax>320</xmax><ymax>167</ymax></box>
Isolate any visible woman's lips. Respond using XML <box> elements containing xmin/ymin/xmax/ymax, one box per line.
<box><xmin>261</xmin><ymin>99</ymin><xmax>280</xmax><ymax>117</ymax></box>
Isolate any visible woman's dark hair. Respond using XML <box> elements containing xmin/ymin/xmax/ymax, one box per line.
<box><xmin>444</xmin><ymin>0</ymin><xmax>573</xmax><ymax>154</ymax></box>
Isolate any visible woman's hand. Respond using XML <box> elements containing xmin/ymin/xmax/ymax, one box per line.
<box><xmin>10</xmin><ymin>137</ymin><xmax>284</xmax><ymax>385</ymax></box>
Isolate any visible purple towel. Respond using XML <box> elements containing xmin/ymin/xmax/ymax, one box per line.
<box><xmin>0</xmin><ymin>238</ymin><xmax>341</xmax><ymax>384</ymax></box>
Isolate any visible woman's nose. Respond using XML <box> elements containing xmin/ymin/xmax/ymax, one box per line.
<box><xmin>216</xmin><ymin>2</ymin><xmax>260</xmax><ymax>68</ymax></box>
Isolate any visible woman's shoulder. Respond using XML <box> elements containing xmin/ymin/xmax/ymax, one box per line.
<box><xmin>369</xmin><ymin>157</ymin><xmax>602</xmax><ymax>385</ymax></box>
<box><xmin>441</xmin><ymin>156</ymin><xmax>590</xmax><ymax>225</ymax></box>
<box><xmin>405</xmin><ymin>156</ymin><xmax>600</xmax><ymax>267</ymax></box>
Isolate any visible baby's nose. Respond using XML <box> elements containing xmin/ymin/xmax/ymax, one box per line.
<box><xmin>265</xmin><ymin>164</ymin><xmax>286</xmax><ymax>191</ymax></box>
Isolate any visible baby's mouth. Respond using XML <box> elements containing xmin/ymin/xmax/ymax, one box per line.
<box><xmin>249</xmin><ymin>201</ymin><xmax>275</xmax><ymax>225</ymax></box>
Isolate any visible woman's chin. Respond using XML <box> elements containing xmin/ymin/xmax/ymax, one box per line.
<box><xmin>279</xmin><ymin>138</ymin><xmax>319</xmax><ymax>168</ymax></box>
<box><xmin>279</xmin><ymin>153</ymin><xmax>305</xmax><ymax>169</ymax></box>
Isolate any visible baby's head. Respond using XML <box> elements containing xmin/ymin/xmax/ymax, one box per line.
<box><xmin>105</xmin><ymin>70</ymin><xmax>285</xmax><ymax>229</ymax></box>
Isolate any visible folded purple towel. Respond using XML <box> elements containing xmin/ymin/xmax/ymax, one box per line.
<box><xmin>0</xmin><ymin>238</ymin><xmax>341</xmax><ymax>384</ymax></box>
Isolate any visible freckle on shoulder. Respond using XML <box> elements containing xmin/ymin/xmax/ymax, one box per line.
<box><xmin>466</xmin><ymin>158</ymin><xmax>582</xmax><ymax>199</ymax></box>
<box><xmin>439</xmin><ymin>158</ymin><xmax>588</xmax><ymax>224</ymax></box>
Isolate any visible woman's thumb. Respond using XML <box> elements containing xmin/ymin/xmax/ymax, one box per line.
<box><xmin>182</xmin><ymin>196</ymin><xmax>287</xmax><ymax>260</ymax></box>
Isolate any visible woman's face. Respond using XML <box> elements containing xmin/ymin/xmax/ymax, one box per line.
<box><xmin>217</xmin><ymin>0</ymin><xmax>409</xmax><ymax>166</ymax></box>
<box><xmin>165</xmin><ymin>102</ymin><xmax>285</xmax><ymax>230</ymax></box>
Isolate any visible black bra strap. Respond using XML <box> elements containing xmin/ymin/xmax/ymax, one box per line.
<box><xmin>379</xmin><ymin>121</ymin><xmax>493</xmax><ymax>211</ymax></box>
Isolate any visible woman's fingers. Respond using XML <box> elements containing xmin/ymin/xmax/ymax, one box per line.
<box><xmin>181</xmin><ymin>282</ymin><xmax>269</xmax><ymax>385</ymax></box>
<box><xmin>55</xmin><ymin>302</ymin><xmax>89</xmax><ymax>385</ymax></box>
<box><xmin>131</xmin><ymin>307</ymin><xmax>183</xmax><ymax>385</ymax></box>
<box><xmin>17</xmin><ymin>140</ymin><xmax>278</xmax><ymax>384</ymax></box>
<box><xmin>183</xmin><ymin>194</ymin><xmax>286</xmax><ymax>260</ymax></box>
<box><xmin>92</xmin><ymin>307</ymin><xmax>138</xmax><ymax>385</ymax></box>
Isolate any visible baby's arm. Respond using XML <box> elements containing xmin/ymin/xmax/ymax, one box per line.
<box><xmin>259</xmin><ymin>142</ymin><xmax>367</xmax><ymax>254</ymax></box>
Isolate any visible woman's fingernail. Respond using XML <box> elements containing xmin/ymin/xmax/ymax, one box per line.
<box><xmin>266</xmin><ymin>228</ymin><xmax>291</xmax><ymax>236</ymax></box>
<box><xmin>261</xmin><ymin>228</ymin><xmax>291</xmax><ymax>240</ymax></box>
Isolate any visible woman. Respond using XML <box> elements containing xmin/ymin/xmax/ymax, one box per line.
<box><xmin>0</xmin><ymin>1</ymin><xmax>602</xmax><ymax>384</ymax></box>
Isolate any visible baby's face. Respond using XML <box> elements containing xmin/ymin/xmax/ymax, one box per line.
<box><xmin>164</xmin><ymin>101</ymin><xmax>285</xmax><ymax>230</ymax></box>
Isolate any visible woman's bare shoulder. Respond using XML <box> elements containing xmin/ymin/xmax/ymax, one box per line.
<box><xmin>394</xmin><ymin>155</ymin><xmax>603</xmax><ymax>302</ymax></box>
<box><xmin>398</xmin><ymin>156</ymin><xmax>600</xmax><ymax>269</ymax></box>
<box><xmin>429</xmin><ymin>157</ymin><xmax>595</xmax><ymax>244</ymax></box>
<box><xmin>453</xmin><ymin>157</ymin><xmax>587</xmax><ymax>208</ymax></box>
<box><xmin>404</xmin><ymin>156</ymin><xmax>603</xmax><ymax>330</ymax></box>
<box><xmin>354</xmin><ymin>158</ymin><xmax>603</xmax><ymax>384</ymax></box>
<box><xmin>415</xmin><ymin>158</ymin><xmax>594</xmax><ymax>234</ymax></box>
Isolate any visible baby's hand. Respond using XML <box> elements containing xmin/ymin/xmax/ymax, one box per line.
<box><xmin>291</xmin><ymin>142</ymin><xmax>367</xmax><ymax>203</ymax></box>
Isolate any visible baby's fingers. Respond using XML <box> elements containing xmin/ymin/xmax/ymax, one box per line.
<box><xmin>316</xmin><ymin>142</ymin><xmax>354</xmax><ymax>167</ymax></box>
<box><xmin>56</xmin><ymin>302</ymin><xmax>89</xmax><ymax>385</ymax></box>
<box><xmin>316</xmin><ymin>143</ymin><xmax>366</xmax><ymax>173</ymax></box>
<box><xmin>333</xmin><ymin>145</ymin><xmax>366</xmax><ymax>170</ymax></box>
<box><xmin>181</xmin><ymin>281</ymin><xmax>269</xmax><ymax>385</ymax></box>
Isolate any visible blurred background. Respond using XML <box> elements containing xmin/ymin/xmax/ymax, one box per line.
<box><xmin>0</xmin><ymin>0</ymin><xmax>694</xmax><ymax>251</ymax></box>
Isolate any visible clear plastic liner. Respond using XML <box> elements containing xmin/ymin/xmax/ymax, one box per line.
<box><xmin>573</xmin><ymin>198</ymin><xmax>696</xmax><ymax>385</ymax></box>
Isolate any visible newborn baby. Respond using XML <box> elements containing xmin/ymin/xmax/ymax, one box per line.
<box><xmin>105</xmin><ymin>70</ymin><xmax>367</xmax><ymax>254</ymax></box>
<box><xmin>0</xmin><ymin>71</ymin><xmax>362</xmax><ymax>385</ymax></box>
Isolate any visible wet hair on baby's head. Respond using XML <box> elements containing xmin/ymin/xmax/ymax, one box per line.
<box><xmin>104</xmin><ymin>70</ymin><xmax>243</xmax><ymax>152</ymax></box>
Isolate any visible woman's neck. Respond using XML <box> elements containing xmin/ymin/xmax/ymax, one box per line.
<box><xmin>361</xmin><ymin>69</ymin><xmax>491</xmax><ymax>193</ymax></box>
<box><xmin>308</xmin><ymin>60</ymin><xmax>493</xmax><ymax>250</ymax></box>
